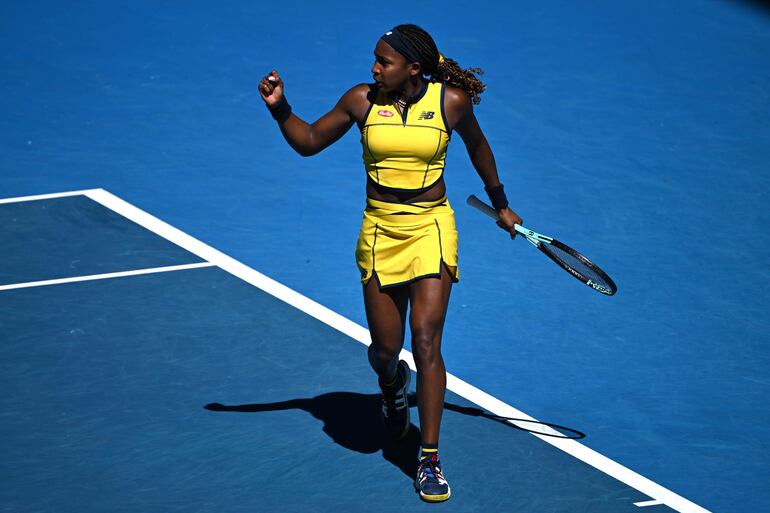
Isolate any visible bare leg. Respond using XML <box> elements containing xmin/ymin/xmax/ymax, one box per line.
<box><xmin>363</xmin><ymin>274</ymin><xmax>408</xmax><ymax>384</ymax></box>
<box><xmin>408</xmin><ymin>265</ymin><xmax>453</xmax><ymax>445</ymax></box>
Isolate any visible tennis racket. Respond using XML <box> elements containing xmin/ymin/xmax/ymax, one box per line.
<box><xmin>467</xmin><ymin>194</ymin><xmax>617</xmax><ymax>296</ymax></box>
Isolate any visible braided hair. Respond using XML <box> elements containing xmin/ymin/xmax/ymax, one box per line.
<box><xmin>394</xmin><ymin>24</ymin><xmax>486</xmax><ymax>105</ymax></box>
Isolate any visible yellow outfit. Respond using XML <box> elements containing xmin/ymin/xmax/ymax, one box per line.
<box><xmin>356</xmin><ymin>196</ymin><xmax>458</xmax><ymax>288</ymax></box>
<box><xmin>356</xmin><ymin>81</ymin><xmax>459</xmax><ymax>288</ymax></box>
<box><xmin>361</xmin><ymin>81</ymin><xmax>451</xmax><ymax>191</ymax></box>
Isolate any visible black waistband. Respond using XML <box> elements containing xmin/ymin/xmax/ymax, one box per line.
<box><xmin>366</xmin><ymin>174</ymin><xmax>444</xmax><ymax>197</ymax></box>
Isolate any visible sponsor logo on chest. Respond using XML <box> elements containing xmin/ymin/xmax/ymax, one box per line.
<box><xmin>377</xmin><ymin>109</ymin><xmax>394</xmax><ymax>117</ymax></box>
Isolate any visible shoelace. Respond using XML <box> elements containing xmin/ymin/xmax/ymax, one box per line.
<box><xmin>418</xmin><ymin>457</ymin><xmax>446</xmax><ymax>485</ymax></box>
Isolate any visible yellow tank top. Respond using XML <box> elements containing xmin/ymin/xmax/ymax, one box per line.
<box><xmin>360</xmin><ymin>81</ymin><xmax>450</xmax><ymax>192</ymax></box>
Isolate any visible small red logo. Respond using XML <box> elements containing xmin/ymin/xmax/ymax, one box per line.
<box><xmin>377</xmin><ymin>110</ymin><xmax>394</xmax><ymax>117</ymax></box>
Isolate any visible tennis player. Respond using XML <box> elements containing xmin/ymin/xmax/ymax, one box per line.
<box><xmin>259</xmin><ymin>24</ymin><xmax>521</xmax><ymax>502</ymax></box>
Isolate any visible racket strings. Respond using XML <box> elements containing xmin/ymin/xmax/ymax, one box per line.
<box><xmin>541</xmin><ymin>243</ymin><xmax>612</xmax><ymax>289</ymax></box>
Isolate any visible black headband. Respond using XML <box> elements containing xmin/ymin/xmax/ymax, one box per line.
<box><xmin>380</xmin><ymin>29</ymin><xmax>421</xmax><ymax>65</ymax></box>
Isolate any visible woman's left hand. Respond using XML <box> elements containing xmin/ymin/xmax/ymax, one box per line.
<box><xmin>496</xmin><ymin>207</ymin><xmax>523</xmax><ymax>239</ymax></box>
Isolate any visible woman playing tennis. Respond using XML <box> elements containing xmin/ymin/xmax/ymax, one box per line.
<box><xmin>259</xmin><ymin>24</ymin><xmax>521</xmax><ymax>502</ymax></box>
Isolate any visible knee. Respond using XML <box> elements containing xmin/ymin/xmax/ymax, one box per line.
<box><xmin>411</xmin><ymin>328</ymin><xmax>441</xmax><ymax>366</ymax></box>
<box><xmin>368</xmin><ymin>343</ymin><xmax>399</xmax><ymax>365</ymax></box>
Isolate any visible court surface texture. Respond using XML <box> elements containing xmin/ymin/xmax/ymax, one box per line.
<box><xmin>2</xmin><ymin>1</ymin><xmax>769</xmax><ymax>512</ymax></box>
<box><xmin>2</xmin><ymin>190</ymin><xmax>689</xmax><ymax>512</ymax></box>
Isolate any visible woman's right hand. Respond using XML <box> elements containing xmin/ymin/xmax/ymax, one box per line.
<box><xmin>259</xmin><ymin>70</ymin><xmax>284</xmax><ymax>107</ymax></box>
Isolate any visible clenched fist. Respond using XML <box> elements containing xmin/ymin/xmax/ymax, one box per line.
<box><xmin>259</xmin><ymin>70</ymin><xmax>284</xmax><ymax>108</ymax></box>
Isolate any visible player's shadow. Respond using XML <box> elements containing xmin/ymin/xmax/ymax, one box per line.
<box><xmin>205</xmin><ymin>392</ymin><xmax>585</xmax><ymax>479</ymax></box>
<box><xmin>205</xmin><ymin>392</ymin><xmax>420</xmax><ymax>478</ymax></box>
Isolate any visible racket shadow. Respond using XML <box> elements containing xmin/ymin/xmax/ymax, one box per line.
<box><xmin>441</xmin><ymin>400</ymin><xmax>586</xmax><ymax>440</ymax></box>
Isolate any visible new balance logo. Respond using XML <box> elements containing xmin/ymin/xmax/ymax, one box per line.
<box><xmin>417</xmin><ymin>111</ymin><xmax>435</xmax><ymax>120</ymax></box>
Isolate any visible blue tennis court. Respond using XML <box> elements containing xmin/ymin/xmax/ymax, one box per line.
<box><xmin>2</xmin><ymin>1</ymin><xmax>769</xmax><ymax>512</ymax></box>
<box><xmin>1</xmin><ymin>191</ymin><xmax>682</xmax><ymax>512</ymax></box>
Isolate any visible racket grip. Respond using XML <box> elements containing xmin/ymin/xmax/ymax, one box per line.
<box><xmin>466</xmin><ymin>194</ymin><xmax>500</xmax><ymax>221</ymax></box>
<box><xmin>468</xmin><ymin>194</ymin><xmax>535</xmax><ymax>243</ymax></box>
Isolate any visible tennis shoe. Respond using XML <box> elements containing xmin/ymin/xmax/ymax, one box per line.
<box><xmin>380</xmin><ymin>360</ymin><xmax>411</xmax><ymax>440</ymax></box>
<box><xmin>415</xmin><ymin>453</ymin><xmax>451</xmax><ymax>502</ymax></box>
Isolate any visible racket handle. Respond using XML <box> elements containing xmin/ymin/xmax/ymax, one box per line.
<box><xmin>466</xmin><ymin>194</ymin><xmax>500</xmax><ymax>221</ymax></box>
<box><xmin>467</xmin><ymin>194</ymin><xmax>540</xmax><ymax>243</ymax></box>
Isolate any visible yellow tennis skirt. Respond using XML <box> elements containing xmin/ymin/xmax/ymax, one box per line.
<box><xmin>355</xmin><ymin>196</ymin><xmax>459</xmax><ymax>288</ymax></box>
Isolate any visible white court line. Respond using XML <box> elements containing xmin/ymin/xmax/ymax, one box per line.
<box><xmin>0</xmin><ymin>262</ymin><xmax>214</xmax><ymax>291</ymax></box>
<box><xmin>636</xmin><ymin>499</ymin><xmax>665</xmax><ymax>507</ymax></box>
<box><xmin>7</xmin><ymin>188</ymin><xmax>709</xmax><ymax>513</ymax></box>
<box><xmin>0</xmin><ymin>189</ymin><xmax>98</xmax><ymax>205</ymax></box>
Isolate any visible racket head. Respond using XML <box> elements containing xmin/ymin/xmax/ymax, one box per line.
<box><xmin>535</xmin><ymin>238</ymin><xmax>617</xmax><ymax>295</ymax></box>
<box><xmin>467</xmin><ymin>194</ymin><xmax>617</xmax><ymax>295</ymax></box>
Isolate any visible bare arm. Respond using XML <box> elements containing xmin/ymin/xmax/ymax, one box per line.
<box><xmin>445</xmin><ymin>87</ymin><xmax>523</xmax><ymax>237</ymax></box>
<box><xmin>259</xmin><ymin>71</ymin><xmax>369</xmax><ymax>157</ymax></box>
